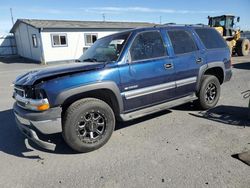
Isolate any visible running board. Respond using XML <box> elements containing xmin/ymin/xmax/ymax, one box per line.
<box><xmin>120</xmin><ymin>93</ymin><xmax>197</xmax><ymax>121</ymax></box>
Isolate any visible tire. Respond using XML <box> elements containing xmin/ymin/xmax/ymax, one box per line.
<box><xmin>62</xmin><ymin>98</ymin><xmax>115</xmax><ymax>153</ymax></box>
<box><xmin>236</xmin><ymin>38</ymin><xmax>250</xmax><ymax>56</ymax></box>
<box><xmin>197</xmin><ymin>75</ymin><xmax>221</xmax><ymax>110</ymax></box>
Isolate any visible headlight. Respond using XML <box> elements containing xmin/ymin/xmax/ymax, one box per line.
<box><xmin>14</xmin><ymin>94</ymin><xmax>50</xmax><ymax>111</ymax></box>
<box><xmin>25</xmin><ymin>98</ymin><xmax>50</xmax><ymax>111</ymax></box>
<box><xmin>13</xmin><ymin>87</ymin><xmax>50</xmax><ymax>111</ymax></box>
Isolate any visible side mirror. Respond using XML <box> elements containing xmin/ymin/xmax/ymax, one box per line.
<box><xmin>237</xmin><ymin>17</ymin><xmax>240</xmax><ymax>22</ymax></box>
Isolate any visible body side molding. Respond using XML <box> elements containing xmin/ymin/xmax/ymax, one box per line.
<box><xmin>122</xmin><ymin>77</ymin><xmax>197</xmax><ymax>100</ymax></box>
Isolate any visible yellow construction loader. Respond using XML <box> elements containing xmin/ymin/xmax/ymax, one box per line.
<box><xmin>208</xmin><ymin>15</ymin><xmax>249</xmax><ymax>56</ymax></box>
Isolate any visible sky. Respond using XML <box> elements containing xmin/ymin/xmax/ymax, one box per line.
<box><xmin>0</xmin><ymin>0</ymin><xmax>249</xmax><ymax>34</ymax></box>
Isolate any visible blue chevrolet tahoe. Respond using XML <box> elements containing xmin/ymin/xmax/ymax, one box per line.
<box><xmin>13</xmin><ymin>25</ymin><xmax>232</xmax><ymax>152</ymax></box>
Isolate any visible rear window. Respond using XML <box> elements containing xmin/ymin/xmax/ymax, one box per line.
<box><xmin>195</xmin><ymin>28</ymin><xmax>227</xmax><ymax>49</ymax></box>
<box><xmin>168</xmin><ymin>30</ymin><xmax>198</xmax><ymax>55</ymax></box>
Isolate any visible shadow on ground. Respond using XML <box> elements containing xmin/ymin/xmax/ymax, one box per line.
<box><xmin>189</xmin><ymin>105</ymin><xmax>250</xmax><ymax>127</ymax></box>
<box><xmin>0</xmin><ymin>108</ymin><xmax>171</xmax><ymax>157</ymax></box>
<box><xmin>232</xmin><ymin>151</ymin><xmax>250</xmax><ymax>166</ymax></box>
<box><xmin>0</xmin><ymin>109</ymin><xmax>42</xmax><ymax>159</ymax></box>
<box><xmin>190</xmin><ymin>105</ymin><xmax>250</xmax><ymax>166</ymax></box>
<box><xmin>171</xmin><ymin>102</ymin><xmax>201</xmax><ymax>111</ymax></box>
<box><xmin>0</xmin><ymin>56</ymin><xmax>39</xmax><ymax>64</ymax></box>
<box><xmin>233</xmin><ymin>62</ymin><xmax>250</xmax><ymax>70</ymax></box>
<box><xmin>115</xmin><ymin>109</ymin><xmax>172</xmax><ymax>130</ymax></box>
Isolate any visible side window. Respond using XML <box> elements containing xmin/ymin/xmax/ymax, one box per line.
<box><xmin>51</xmin><ymin>34</ymin><xmax>67</xmax><ymax>47</ymax></box>
<box><xmin>168</xmin><ymin>30</ymin><xmax>198</xmax><ymax>55</ymax></box>
<box><xmin>32</xmin><ymin>34</ymin><xmax>38</xmax><ymax>48</ymax></box>
<box><xmin>130</xmin><ymin>31</ymin><xmax>167</xmax><ymax>62</ymax></box>
<box><xmin>195</xmin><ymin>28</ymin><xmax>227</xmax><ymax>49</ymax></box>
<box><xmin>85</xmin><ymin>33</ymin><xmax>98</xmax><ymax>46</ymax></box>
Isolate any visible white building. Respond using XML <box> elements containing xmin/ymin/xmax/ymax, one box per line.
<box><xmin>10</xmin><ymin>19</ymin><xmax>154</xmax><ymax>64</ymax></box>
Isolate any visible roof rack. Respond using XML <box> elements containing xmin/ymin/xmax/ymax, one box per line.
<box><xmin>154</xmin><ymin>23</ymin><xmax>209</xmax><ymax>28</ymax></box>
<box><xmin>164</xmin><ymin>22</ymin><xmax>176</xmax><ymax>25</ymax></box>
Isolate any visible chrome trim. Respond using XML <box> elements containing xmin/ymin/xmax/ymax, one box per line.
<box><xmin>122</xmin><ymin>76</ymin><xmax>197</xmax><ymax>100</ymax></box>
<box><xmin>176</xmin><ymin>77</ymin><xmax>197</xmax><ymax>87</ymax></box>
<box><xmin>14</xmin><ymin>86</ymin><xmax>25</xmax><ymax>97</ymax></box>
<box><xmin>122</xmin><ymin>81</ymin><xmax>175</xmax><ymax>99</ymax></box>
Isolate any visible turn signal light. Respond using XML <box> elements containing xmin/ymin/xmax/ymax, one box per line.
<box><xmin>36</xmin><ymin>103</ymin><xmax>50</xmax><ymax>111</ymax></box>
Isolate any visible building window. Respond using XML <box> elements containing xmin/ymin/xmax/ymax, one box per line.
<box><xmin>51</xmin><ymin>34</ymin><xmax>67</xmax><ymax>47</ymax></box>
<box><xmin>32</xmin><ymin>34</ymin><xmax>38</xmax><ymax>48</ymax></box>
<box><xmin>85</xmin><ymin>34</ymin><xmax>98</xmax><ymax>46</ymax></box>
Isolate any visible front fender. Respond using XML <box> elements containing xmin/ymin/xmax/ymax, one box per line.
<box><xmin>54</xmin><ymin>81</ymin><xmax>124</xmax><ymax>113</ymax></box>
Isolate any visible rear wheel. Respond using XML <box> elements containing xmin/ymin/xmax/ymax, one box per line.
<box><xmin>236</xmin><ymin>38</ymin><xmax>250</xmax><ymax>56</ymax></box>
<box><xmin>63</xmin><ymin>98</ymin><xmax>115</xmax><ymax>153</ymax></box>
<box><xmin>196</xmin><ymin>75</ymin><xmax>221</xmax><ymax>110</ymax></box>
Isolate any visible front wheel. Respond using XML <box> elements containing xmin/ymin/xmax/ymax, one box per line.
<box><xmin>62</xmin><ymin>98</ymin><xmax>115</xmax><ymax>153</ymax></box>
<box><xmin>196</xmin><ymin>75</ymin><xmax>221</xmax><ymax>110</ymax></box>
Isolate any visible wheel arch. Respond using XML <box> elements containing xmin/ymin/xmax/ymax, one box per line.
<box><xmin>196</xmin><ymin>62</ymin><xmax>225</xmax><ymax>91</ymax></box>
<box><xmin>56</xmin><ymin>82</ymin><xmax>124</xmax><ymax>117</ymax></box>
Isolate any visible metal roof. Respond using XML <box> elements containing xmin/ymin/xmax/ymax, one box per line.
<box><xmin>10</xmin><ymin>19</ymin><xmax>155</xmax><ymax>33</ymax></box>
<box><xmin>209</xmin><ymin>14</ymin><xmax>235</xmax><ymax>18</ymax></box>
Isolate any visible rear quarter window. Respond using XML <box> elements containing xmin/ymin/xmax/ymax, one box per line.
<box><xmin>195</xmin><ymin>28</ymin><xmax>227</xmax><ymax>49</ymax></box>
<box><xmin>168</xmin><ymin>30</ymin><xmax>198</xmax><ymax>55</ymax></box>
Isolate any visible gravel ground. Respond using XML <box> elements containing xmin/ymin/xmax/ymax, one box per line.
<box><xmin>0</xmin><ymin>56</ymin><xmax>249</xmax><ymax>188</ymax></box>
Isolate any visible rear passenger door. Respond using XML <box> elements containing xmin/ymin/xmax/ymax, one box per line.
<box><xmin>119</xmin><ymin>30</ymin><xmax>176</xmax><ymax>111</ymax></box>
<box><xmin>167</xmin><ymin>29</ymin><xmax>205</xmax><ymax>97</ymax></box>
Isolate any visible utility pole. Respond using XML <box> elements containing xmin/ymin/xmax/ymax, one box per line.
<box><xmin>102</xmin><ymin>13</ymin><xmax>106</xmax><ymax>22</ymax></box>
<box><xmin>10</xmin><ymin>8</ymin><xmax>14</xmax><ymax>25</ymax></box>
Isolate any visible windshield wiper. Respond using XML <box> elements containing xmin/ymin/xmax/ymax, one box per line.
<box><xmin>82</xmin><ymin>58</ymin><xmax>98</xmax><ymax>62</ymax></box>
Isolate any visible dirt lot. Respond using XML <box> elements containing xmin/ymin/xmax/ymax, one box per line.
<box><xmin>0</xmin><ymin>56</ymin><xmax>249</xmax><ymax>188</ymax></box>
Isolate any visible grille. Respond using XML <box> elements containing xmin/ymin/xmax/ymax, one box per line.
<box><xmin>17</xmin><ymin>101</ymin><xmax>26</xmax><ymax>108</ymax></box>
<box><xmin>14</xmin><ymin>87</ymin><xmax>25</xmax><ymax>97</ymax></box>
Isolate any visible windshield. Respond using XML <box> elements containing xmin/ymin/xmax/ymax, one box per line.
<box><xmin>79</xmin><ymin>32</ymin><xmax>131</xmax><ymax>63</ymax></box>
<box><xmin>212</xmin><ymin>18</ymin><xmax>226</xmax><ymax>27</ymax></box>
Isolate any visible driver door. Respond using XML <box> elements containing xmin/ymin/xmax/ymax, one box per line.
<box><xmin>119</xmin><ymin>30</ymin><xmax>176</xmax><ymax>112</ymax></box>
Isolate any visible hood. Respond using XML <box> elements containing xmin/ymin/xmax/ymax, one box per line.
<box><xmin>14</xmin><ymin>62</ymin><xmax>105</xmax><ymax>86</ymax></box>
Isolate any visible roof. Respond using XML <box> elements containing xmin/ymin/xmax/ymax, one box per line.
<box><xmin>10</xmin><ymin>19</ymin><xmax>156</xmax><ymax>33</ymax></box>
<box><xmin>209</xmin><ymin>14</ymin><xmax>235</xmax><ymax>19</ymax></box>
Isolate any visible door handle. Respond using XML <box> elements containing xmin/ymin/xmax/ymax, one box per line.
<box><xmin>196</xmin><ymin>58</ymin><xmax>203</xmax><ymax>64</ymax></box>
<box><xmin>164</xmin><ymin>63</ymin><xmax>173</xmax><ymax>69</ymax></box>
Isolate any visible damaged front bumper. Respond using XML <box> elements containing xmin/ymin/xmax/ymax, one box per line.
<box><xmin>13</xmin><ymin>102</ymin><xmax>62</xmax><ymax>151</ymax></box>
